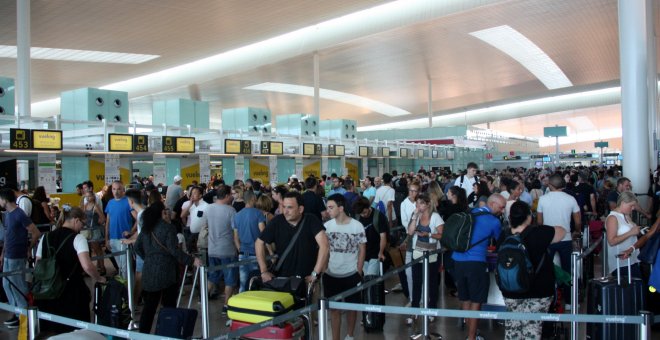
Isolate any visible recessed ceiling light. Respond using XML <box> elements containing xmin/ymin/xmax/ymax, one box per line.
<box><xmin>0</xmin><ymin>45</ymin><xmax>159</xmax><ymax>64</ymax></box>
<box><xmin>469</xmin><ymin>25</ymin><xmax>572</xmax><ymax>90</ymax></box>
<box><xmin>244</xmin><ymin>82</ymin><xmax>410</xmax><ymax>117</ymax></box>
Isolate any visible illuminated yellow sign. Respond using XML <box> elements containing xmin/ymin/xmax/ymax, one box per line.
<box><xmin>225</xmin><ymin>139</ymin><xmax>241</xmax><ymax>154</ymax></box>
<box><xmin>134</xmin><ymin>135</ymin><xmax>148</xmax><ymax>152</ymax></box>
<box><xmin>303</xmin><ymin>143</ymin><xmax>315</xmax><ymax>156</ymax></box>
<box><xmin>270</xmin><ymin>142</ymin><xmax>283</xmax><ymax>155</ymax></box>
<box><xmin>10</xmin><ymin>128</ymin><xmax>31</xmax><ymax>150</ymax></box>
<box><xmin>32</xmin><ymin>130</ymin><xmax>62</xmax><ymax>150</ymax></box>
<box><xmin>359</xmin><ymin>146</ymin><xmax>368</xmax><ymax>157</ymax></box>
<box><xmin>176</xmin><ymin>137</ymin><xmax>195</xmax><ymax>153</ymax></box>
<box><xmin>335</xmin><ymin>145</ymin><xmax>345</xmax><ymax>156</ymax></box>
<box><xmin>382</xmin><ymin>147</ymin><xmax>390</xmax><ymax>157</ymax></box>
<box><xmin>108</xmin><ymin>134</ymin><xmax>133</xmax><ymax>152</ymax></box>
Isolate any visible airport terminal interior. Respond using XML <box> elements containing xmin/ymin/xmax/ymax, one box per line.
<box><xmin>1</xmin><ymin>0</ymin><xmax>660</xmax><ymax>339</ymax></box>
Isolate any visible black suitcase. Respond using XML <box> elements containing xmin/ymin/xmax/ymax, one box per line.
<box><xmin>362</xmin><ymin>262</ymin><xmax>385</xmax><ymax>332</ymax></box>
<box><xmin>155</xmin><ymin>307</ymin><xmax>198</xmax><ymax>339</ymax></box>
<box><xmin>586</xmin><ymin>257</ymin><xmax>645</xmax><ymax>340</ymax></box>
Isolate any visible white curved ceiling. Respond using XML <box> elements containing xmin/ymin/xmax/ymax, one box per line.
<box><xmin>0</xmin><ymin>0</ymin><xmax>657</xmax><ymax>145</ymax></box>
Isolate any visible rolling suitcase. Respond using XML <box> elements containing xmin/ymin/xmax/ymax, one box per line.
<box><xmin>586</xmin><ymin>257</ymin><xmax>645</xmax><ymax>340</ymax></box>
<box><xmin>362</xmin><ymin>261</ymin><xmax>385</xmax><ymax>332</ymax></box>
<box><xmin>154</xmin><ymin>307</ymin><xmax>198</xmax><ymax>339</ymax></box>
<box><xmin>230</xmin><ymin>318</ymin><xmax>305</xmax><ymax>339</ymax></box>
<box><xmin>227</xmin><ymin>290</ymin><xmax>296</xmax><ymax>324</ymax></box>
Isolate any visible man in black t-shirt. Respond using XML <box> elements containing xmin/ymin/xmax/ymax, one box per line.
<box><xmin>256</xmin><ymin>191</ymin><xmax>329</xmax><ymax>284</ymax></box>
<box><xmin>354</xmin><ymin>197</ymin><xmax>388</xmax><ymax>276</ymax></box>
<box><xmin>573</xmin><ymin>171</ymin><xmax>597</xmax><ymax>215</ymax></box>
<box><xmin>301</xmin><ymin>177</ymin><xmax>328</xmax><ymax>221</ymax></box>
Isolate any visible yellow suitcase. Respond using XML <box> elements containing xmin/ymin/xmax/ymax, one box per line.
<box><xmin>227</xmin><ymin>290</ymin><xmax>295</xmax><ymax>324</ymax></box>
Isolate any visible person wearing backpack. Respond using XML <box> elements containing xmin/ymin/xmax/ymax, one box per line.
<box><xmin>498</xmin><ymin>201</ymin><xmax>565</xmax><ymax>340</ymax></box>
<box><xmin>374</xmin><ymin>173</ymin><xmax>396</xmax><ymax>228</ymax></box>
<box><xmin>0</xmin><ymin>188</ymin><xmax>42</xmax><ymax>329</ymax></box>
<box><xmin>34</xmin><ymin>206</ymin><xmax>106</xmax><ymax>334</ymax></box>
<box><xmin>452</xmin><ymin>193</ymin><xmax>506</xmax><ymax>340</ymax></box>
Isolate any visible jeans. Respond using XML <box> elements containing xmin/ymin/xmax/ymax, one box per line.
<box><xmin>405</xmin><ymin>251</ymin><xmax>413</xmax><ymax>302</ymax></box>
<box><xmin>411</xmin><ymin>259</ymin><xmax>439</xmax><ymax>308</ymax></box>
<box><xmin>547</xmin><ymin>240</ymin><xmax>572</xmax><ymax>303</ymax></box>
<box><xmin>363</xmin><ymin>259</ymin><xmax>381</xmax><ymax>276</ymax></box>
<box><xmin>3</xmin><ymin>258</ymin><xmax>28</xmax><ymax>313</ymax></box>
<box><xmin>238</xmin><ymin>254</ymin><xmax>258</xmax><ymax>293</ymax></box>
<box><xmin>109</xmin><ymin>239</ymin><xmax>128</xmax><ymax>279</ymax></box>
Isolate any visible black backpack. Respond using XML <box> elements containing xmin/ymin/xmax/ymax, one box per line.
<box><xmin>19</xmin><ymin>195</ymin><xmax>50</xmax><ymax>225</ymax></box>
<box><xmin>96</xmin><ymin>277</ymin><xmax>132</xmax><ymax>329</ymax></box>
<box><xmin>440</xmin><ymin>210</ymin><xmax>491</xmax><ymax>252</ymax></box>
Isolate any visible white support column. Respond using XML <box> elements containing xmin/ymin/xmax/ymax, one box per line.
<box><xmin>619</xmin><ymin>0</ymin><xmax>651</xmax><ymax>202</ymax></box>
<box><xmin>17</xmin><ymin>0</ymin><xmax>31</xmax><ymax>119</ymax></box>
<box><xmin>646</xmin><ymin>0</ymin><xmax>658</xmax><ymax>170</ymax></box>
<box><xmin>314</xmin><ymin>52</ymin><xmax>320</xmax><ymax>117</ymax></box>
<box><xmin>428</xmin><ymin>79</ymin><xmax>433</xmax><ymax>127</ymax></box>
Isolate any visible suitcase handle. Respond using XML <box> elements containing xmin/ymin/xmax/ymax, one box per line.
<box><xmin>615</xmin><ymin>245</ymin><xmax>632</xmax><ymax>285</ymax></box>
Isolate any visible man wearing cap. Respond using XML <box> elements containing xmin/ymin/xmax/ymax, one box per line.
<box><xmin>165</xmin><ymin>175</ymin><xmax>184</xmax><ymax>211</ymax></box>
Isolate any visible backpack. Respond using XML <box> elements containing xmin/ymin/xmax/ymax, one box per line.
<box><xmin>32</xmin><ymin>232</ymin><xmax>76</xmax><ymax>300</ymax></box>
<box><xmin>495</xmin><ymin>233</ymin><xmax>545</xmax><ymax>294</ymax></box>
<box><xmin>440</xmin><ymin>210</ymin><xmax>491</xmax><ymax>252</ymax></box>
<box><xmin>376</xmin><ymin>200</ymin><xmax>387</xmax><ymax>216</ymax></box>
<box><xmin>96</xmin><ymin>276</ymin><xmax>132</xmax><ymax>329</ymax></box>
<box><xmin>19</xmin><ymin>195</ymin><xmax>49</xmax><ymax>225</ymax></box>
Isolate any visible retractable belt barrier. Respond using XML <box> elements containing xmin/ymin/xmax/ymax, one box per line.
<box><xmin>0</xmin><ymin>301</ymin><xmax>164</xmax><ymax>340</ymax></box>
<box><xmin>577</xmin><ymin>235</ymin><xmax>603</xmax><ymax>261</ymax></box>
<box><xmin>205</xmin><ymin>254</ymin><xmax>277</xmax><ymax>273</ymax></box>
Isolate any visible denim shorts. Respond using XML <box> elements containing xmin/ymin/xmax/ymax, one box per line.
<box><xmin>208</xmin><ymin>256</ymin><xmax>239</xmax><ymax>287</ymax></box>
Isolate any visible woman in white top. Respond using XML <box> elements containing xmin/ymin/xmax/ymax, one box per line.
<box><xmin>503</xmin><ymin>180</ymin><xmax>523</xmax><ymax>225</ymax></box>
<box><xmin>406</xmin><ymin>193</ymin><xmax>444</xmax><ymax>324</ymax></box>
<box><xmin>606</xmin><ymin>191</ymin><xmax>641</xmax><ymax>277</ymax></box>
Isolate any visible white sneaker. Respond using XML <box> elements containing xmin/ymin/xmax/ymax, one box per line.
<box><xmin>429</xmin><ymin>316</ymin><xmax>435</xmax><ymax>323</ymax></box>
<box><xmin>406</xmin><ymin>317</ymin><xmax>414</xmax><ymax>326</ymax></box>
<box><xmin>404</xmin><ymin>301</ymin><xmax>412</xmax><ymax>307</ymax></box>
<box><xmin>344</xmin><ymin>336</ymin><xmax>355</xmax><ymax>340</ymax></box>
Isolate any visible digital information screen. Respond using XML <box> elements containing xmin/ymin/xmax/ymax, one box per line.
<box><xmin>381</xmin><ymin>147</ymin><xmax>390</xmax><ymax>157</ymax></box>
<box><xmin>400</xmin><ymin>148</ymin><xmax>408</xmax><ymax>158</ymax></box>
<box><xmin>328</xmin><ymin>144</ymin><xmax>345</xmax><ymax>156</ymax></box>
<box><xmin>162</xmin><ymin>136</ymin><xmax>195</xmax><ymax>153</ymax></box>
<box><xmin>225</xmin><ymin>139</ymin><xmax>250</xmax><ymax>154</ymax></box>
<box><xmin>359</xmin><ymin>146</ymin><xmax>368</xmax><ymax>157</ymax></box>
<box><xmin>32</xmin><ymin>130</ymin><xmax>63</xmax><ymax>150</ymax></box>
<box><xmin>133</xmin><ymin>135</ymin><xmax>148</xmax><ymax>152</ymax></box>
<box><xmin>261</xmin><ymin>141</ymin><xmax>283</xmax><ymax>155</ymax></box>
<box><xmin>417</xmin><ymin>149</ymin><xmax>424</xmax><ymax>158</ymax></box>
<box><xmin>303</xmin><ymin>143</ymin><xmax>322</xmax><ymax>156</ymax></box>
<box><xmin>10</xmin><ymin>128</ymin><xmax>31</xmax><ymax>150</ymax></box>
<box><xmin>108</xmin><ymin>134</ymin><xmax>133</xmax><ymax>152</ymax></box>
<box><xmin>432</xmin><ymin>150</ymin><xmax>438</xmax><ymax>158</ymax></box>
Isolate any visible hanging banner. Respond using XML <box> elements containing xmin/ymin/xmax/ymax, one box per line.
<box><xmin>38</xmin><ymin>154</ymin><xmax>57</xmax><ymax>194</ymax></box>
<box><xmin>346</xmin><ymin>159</ymin><xmax>359</xmax><ymax>181</ymax></box>
<box><xmin>235</xmin><ymin>156</ymin><xmax>245</xmax><ymax>181</ymax></box>
<box><xmin>303</xmin><ymin>159</ymin><xmax>321</xmax><ymax>179</ymax></box>
<box><xmin>362</xmin><ymin>158</ymin><xmax>368</xmax><ymax>179</ymax></box>
<box><xmin>295</xmin><ymin>156</ymin><xmax>303</xmax><ymax>179</ymax></box>
<box><xmin>199</xmin><ymin>154</ymin><xmax>210</xmax><ymax>185</ymax></box>
<box><xmin>321</xmin><ymin>157</ymin><xmax>329</xmax><ymax>177</ymax></box>
<box><xmin>0</xmin><ymin>159</ymin><xmax>18</xmax><ymax>189</ymax></box>
<box><xmin>269</xmin><ymin>156</ymin><xmax>278</xmax><ymax>185</ymax></box>
<box><xmin>249</xmin><ymin>158</ymin><xmax>270</xmax><ymax>186</ymax></box>
<box><xmin>105</xmin><ymin>154</ymin><xmax>121</xmax><ymax>185</ymax></box>
<box><xmin>153</xmin><ymin>154</ymin><xmax>167</xmax><ymax>186</ymax></box>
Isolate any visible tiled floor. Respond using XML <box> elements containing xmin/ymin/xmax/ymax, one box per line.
<box><xmin>1</xmin><ymin>255</ymin><xmax>659</xmax><ymax>339</ymax></box>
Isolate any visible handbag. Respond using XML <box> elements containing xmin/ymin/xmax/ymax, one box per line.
<box><xmin>639</xmin><ymin>232</ymin><xmax>660</xmax><ymax>264</ymax></box>
<box><xmin>412</xmin><ymin>240</ymin><xmax>438</xmax><ymax>262</ymax></box>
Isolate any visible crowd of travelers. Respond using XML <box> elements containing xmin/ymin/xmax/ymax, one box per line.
<box><xmin>0</xmin><ymin>162</ymin><xmax>658</xmax><ymax>339</ymax></box>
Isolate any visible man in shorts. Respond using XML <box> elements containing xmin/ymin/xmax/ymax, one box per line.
<box><xmin>452</xmin><ymin>193</ymin><xmax>505</xmax><ymax>340</ymax></box>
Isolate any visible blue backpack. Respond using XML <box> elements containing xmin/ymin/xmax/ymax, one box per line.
<box><xmin>376</xmin><ymin>200</ymin><xmax>387</xmax><ymax>216</ymax></box>
<box><xmin>495</xmin><ymin>233</ymin><xmax>545</xmax><ymax>294</ymax></box>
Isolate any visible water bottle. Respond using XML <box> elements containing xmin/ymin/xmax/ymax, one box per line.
<box><xmin>110</xmin><ymin>304</ymin><xmax>119</xmax><ymax>328</ymax></box>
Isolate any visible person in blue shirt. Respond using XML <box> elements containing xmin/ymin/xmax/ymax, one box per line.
<box><xmin>452</xmin><ymin>193</ymin><xmax>506</xmax><ymax>340</ymax></box>
<box><xmin>0</xmin><ymin>188</ymin><xmax>41</xmax><ymax>328</ymax></box>
<box><xmin>104</xmin><ymin>181</ymin><xmax>134</xmax><ymax>279</ymax></box>
<box><xmin>328</xmin><ymin>177</ymin><xmax>347</xmax><ymax>197</ymax></box>
<box><xmin>232</xmin><ymin>190</ymin><xmax>267</xmax><ymax>292</ymax></box>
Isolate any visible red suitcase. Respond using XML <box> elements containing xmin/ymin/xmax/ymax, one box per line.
<box><xmin>230</xmin><ymin>318</ymin><xmax>304</xmax><ymax>340</ymax></box>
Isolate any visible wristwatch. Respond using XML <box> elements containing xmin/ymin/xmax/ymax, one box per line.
<box><xmin>311</xmin><ymin>271</ymin><xmax>319</xmax><ymax>279</ymax></box>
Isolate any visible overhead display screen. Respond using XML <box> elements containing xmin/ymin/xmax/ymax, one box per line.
<box><xmin>133</xmin><ymin>135</ymin><xmax>148</xmax><ymax>152</ymax></box>
<box><xmin>260</xmin><ymin>141</ymin><xmax>283</xmax><ymax>155</ymax></box>
<box><xmin>400</xmin><ymin>148</ymin><xmax>408</xmax><ymax>158</ymax></box>
<box><xmin>359</xmin><ymin>146</ymin><xmax>369</xmax><ymax>157</ymax></box>
<box><xmin>328</xmin><ymin>144</ymin><xmax>345</xmax><ymax>156</ymax></box>
<box><xmin>162</xmin><ymin>136</ymin><xmax>195</xmax><ymax>153</ymax></box>
<box><xmin>225</xmin><ymin>139</ymin><xmax>251</xmax><ymax>154</ymax></box>
<box><xmin>381</xmin><ymin>147</ymin><xmax>390</xmax><ymax>157</ymax></box>
<box><xmin>417</xmin><ymin>149</ymin><xmax>424</xmax><ymax>158</ymax></box>
<box><xmin>32</xmin><ymin>130</ymin><xmax>63</xmax><ymax>150</ymax></box>
<box><xmin>10</xmin><ymin>128</ymin><xmax>31</xmax><ymax>150</ymax></box>
<box><xmin>303</xmin><ymin>143</ymin><xmax>321</xmax><ymax>156</ymax></box>
<box><xmin>108</xmin><ymin>134</ymin><xmax>133</xmax><ymax>152</ymax></box>
<box><xmin>432</xmin><ymin>150</ymin><xmax>438</xmax><ymax>158</ymax></box>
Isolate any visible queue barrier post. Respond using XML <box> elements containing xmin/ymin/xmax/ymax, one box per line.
<box><xmin>601</xmin><ymin>231</ymin><xmax>608</xmax><ymax>277</ymax></box>
<box><xmin>570</xmin><ymin>251</ymin><xmax>579</xmax><ymax>340</ymax></box>
<box><xmin>199</xmin><ymin>265</ymin><xmax>210</xmax><ymax>339</ymax></box>
<box><xmin>318</xmin><ymin>298</ymin><xmax>328</xmax><ymax>340</ymax></box>
<box><xmin>125</xmin><ymin>245</ymin><xmax>136</xmax><ymax>329</ymax></box>
<box><xmin>27</xmin><ymin>306</ymin><xmax>39</xmax><ymax>340</ymax></box>
<box><xmin>640</xmin><ymin>310</ymin><xmax>652</xmax><ymax>340</ymax></box>
<box><xmin>422</xmin><ymin>251</ymin><xmax>429</xmax><ymax>338</ymax></box>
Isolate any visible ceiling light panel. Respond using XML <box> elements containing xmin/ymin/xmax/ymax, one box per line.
<box><xmin>244</xmin><ymin>82</ymin><xmax>411</xmax><ymax>117</ymax></box>
<box><xmin>469</xmin><ymin>25</ymin><xmax>572</xmax><ymax>90</ymax></box>
<box><xmin>0</xmin><ymin>45</ymin><xmax>159</xmax><ymax>64</ymax></box>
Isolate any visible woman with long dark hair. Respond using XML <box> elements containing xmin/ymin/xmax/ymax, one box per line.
<box><xmin>134</xmin><ymin>201</ymin><xmax>201</xmax><ymax>334</ymax></box>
